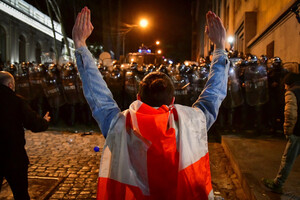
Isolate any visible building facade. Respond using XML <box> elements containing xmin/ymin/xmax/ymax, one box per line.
<box><xmin>192</xmin><ymin>0</ymin><xmax>300</xmax><ymax>63</ymax></box>
<box><xmin>0</xmin><ymin>0</ymin><xmax>73</xmax><ymax>65</ymax></box>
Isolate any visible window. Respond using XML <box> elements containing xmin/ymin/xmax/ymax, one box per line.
<box><xmin>35</xmin><ymin>42</ymin><xmax>41</xmax><ymax>63</ymax></box>
<box><xmin>266</xmin><ymin>41</ymin><xmax>274</xmax><ymax>58</ymax></box>
<box><xmin>235</xmin><ymin>22</ymin><xmax>245</xmax><ymax>54</ymax></box>
<box><xmin>0</xmin><ymin>26</ymin><xmax>6</xmax><ymax>64</ymax></box>
<box><xmin>19</xmin><ymin>35</ymin><xmax>26</xmax><ymax>62</ymax></box>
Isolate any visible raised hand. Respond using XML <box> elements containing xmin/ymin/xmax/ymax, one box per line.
<box><xmin>205</xmin><ymin>11</ymin><xmax>226</xmax><ymax>50</ymax></box>
<box><xmin>72</xmin><ymin>7</ymin><xmax>94</xmax><ymax>49</ymax></box>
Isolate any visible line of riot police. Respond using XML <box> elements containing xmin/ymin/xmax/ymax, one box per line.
<box><xmin>219</xmin><ymin>52</ymin><xmax>294</xmax><ymax>133</ymax></box>
<box><xmin>101</xmin><ymin>52</ymin><xmax>295</xmax><ymax>133</ymax></box>
<box><xmin>2</xmin><ymin>52</ymin><xmax>297</xmax><ymax>132</ymax></box>
<box><xmin>98</xmin><ymin>61</ymin><xmax>210</xmax><ymax>111</ymax></box>
<box><xmin>1</xmin><ymin>61</ymin><xmax>92</xmax><ymax>126</ymax></box>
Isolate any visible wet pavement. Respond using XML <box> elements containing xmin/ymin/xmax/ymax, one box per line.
<box><xmin>0</xmin><ymin>129</ymin><xmax>246</xmax><ymax>199</ymax></box>
<box><xmin>222</xmin><ymin>135</ymin><xmax>300</xmax><ymax>200</ymax></box>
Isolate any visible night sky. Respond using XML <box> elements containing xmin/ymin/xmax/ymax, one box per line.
<box><xmin>24</xmin><ymin>0</ymin><xmax>192</xmax><ymax>62</ymax></box>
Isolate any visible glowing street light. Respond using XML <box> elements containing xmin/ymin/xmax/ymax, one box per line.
<box><xmin>156</xmin><ymin>40</ymin><xmax>160</xmax><ymax>45</ymax></box>
<box><xmin>227</xmin><ymin>36</ymin><xmax>234</xmax><ymax>43</ymax></box>
<box><xmin>227</xmin><ymin>36</ymin><xmax>234</xmax><ymax>50</ymax></box>
<box><xmin>139</xmin><ymin>19</ymin><xmax>149</xmax><ymax>28</ymax></box>
<box><xmin>122</xmin><ymin>18</ymin><xmax>149</xmax><ymax>57</ymax></box>
<box><xmin>157</xmin><ymin>49</ymin><xmax>162</xmax><ymax>54</ymax></box>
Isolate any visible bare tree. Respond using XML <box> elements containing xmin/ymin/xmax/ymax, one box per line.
<box><xmin>46</xmin><ymin>0</ymin><xmax>59</xmax><ymax>62</ymax></box>
<box><xmin>47</xmin><ymin>0</ymin><xmax>71</xmax><ymax>57</ymax></box>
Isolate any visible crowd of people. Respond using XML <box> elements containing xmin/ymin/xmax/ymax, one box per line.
<box><xmin>0</xmin><ymin>49</ymin><xmax>298</xmax><ymax>133</ymax></box>
<box><xmin>1</xmin><ymin>6</ymin><xmax>299</xmax><ymax>199</ymax></box>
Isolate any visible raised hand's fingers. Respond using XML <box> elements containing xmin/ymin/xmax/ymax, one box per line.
<box><xmin>207</xmin><ymin>12</ymin><xmax>216</xmax><ymax>33</ymax></box>
<box><xmin>79</xmin><ymin>8</ymin><xmax>85</xmax><ymax>29</ymax></box>
<box><xmin>87</xmin><ymin>8</ymin><xmax>91</xmax><ymax>25</ymax></box>
<box><xmin>74</xmin><ymin>12</ymin><xmax>81</xmax><ymax>28</ymax></box>
<box><xmin>216</xmin><ymin>16</ymin><xmax>224</xmax><ymax>30</ymax></box>
<box><xmin>209</xmin><ymin>12</ymin><xmax>217</xmax><ymax>27</ymax></box>
<box><xmin>84</xmin><ymin>7</ymin><xmax>89</xmax><ymax>29</ymax></box>
<box><xmin>206</xmin><ymin>12</ymin><xmax>211</xmax><ymax>27</ymax></box>
<box><xmin>86</xmin><ymin>8</ymin><xmax>94</xmax><ymax>31</ymax></box>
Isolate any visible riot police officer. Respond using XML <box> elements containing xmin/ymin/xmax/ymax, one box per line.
<box><xmin>243</xmin><ymin>55</ymin><xmax>269</xmax><ymax>132</ymax></box>
<box><xmin>28</xmin><ymin>63</ymin><xmax>47</xmax><ymax>116</ymax></box>
<box><xmin>15</xmin><ymin>62</ymin><xmax>32</xmax><ymax>101</ymax></box>
<box><xmin>42</xmin><ymin>63</ymin><xmax>66</xmax><ymax>124</ymax></box>
<box><xmin>267</xmin><ymin>57</ymin><xmax>288</xmax><ymax>132</ymax></box>
<box><xmin>61</xmin><ymin>62</ymin><xmax>80</xmax><ymax>125</ymax></box>
<box><xmin>189</xmin><ymin>63</ymin><xmax>209</xmax><ymax>105</ymax></box>
<box><xmin>171</xmin><ymin>63</ymin><xmax>190</xmax><ymax>106</ymax></box>
<box><xmin>221</xmin><ymin>56</ymin><xmax>244</xmax><ymax>131</ymax></box>
<box><xmin>124</xmin><ymin>62</ymin><xmax>141</xmax><ymax>108</ymax></box>
<box><xmin>106</xmin><ymin>63</ymin><xmax>125</xmax><ymax>110</ymax></box>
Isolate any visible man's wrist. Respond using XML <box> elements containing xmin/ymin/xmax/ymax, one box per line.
<box><xmin>74</xmin><ymin>40</ymin><xmax>87</xmax><ymax>49</ymax></box>
<box><xmin>215</xmin><ymin>44</ymin><xmax>225</xmax><ymax>50</ymax></box>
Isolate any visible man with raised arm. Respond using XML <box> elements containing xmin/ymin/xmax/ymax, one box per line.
<box><xmin>72</xmin><ymin>7</ymin><xmax>228</xmax><ymax>200</ymax></box>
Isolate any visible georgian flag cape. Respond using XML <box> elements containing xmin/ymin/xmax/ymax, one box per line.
<box><xmin>97</xmin><ymin>100</ymin><xmax>213</xmax><ymax>200</ymax></box>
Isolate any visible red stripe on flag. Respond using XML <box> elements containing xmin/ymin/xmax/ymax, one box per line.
<box><xmin>176</xmin><ymin>153</ymin><xmax>212</xmax><ymax>200</ymax></box>
<box><xmin>97</xmin><ymin>177</ymin><xmax>148</xmax><ymax>200</ymax></box>
<box><xmin>135</xmin><ymin>103</ymin><xmax>179</xmax><ymax>199</ymax></box>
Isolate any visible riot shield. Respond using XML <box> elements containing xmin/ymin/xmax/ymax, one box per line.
<box><xmin>106</xmin><ymin>65</ymin><xmax>125</xmax><ymax>110</ymax></box>
<box><xmin>61</xmin><ymin>62</ymin><xmax>80</xmax><ymax>105</ymax></box>
<box><xmin>98</xmin><ymin>64</ymin><xmax>109</xmax><ymax>82</ymax></box>
<box><xmin>171</xmin><ymin>64</ymin><xmax>190</xmax><ymax>106</ymax></box>
<box><xmin>28</xmin><ymin>63</ymin><xmax>47</xmax><ymax>116</ymax></box>
<box><xmin>15</xmin><ymin>62</ymin><xmax>32</xmax><ymax>101</ymax></box>
<box><xmin>124</xmin><ymin>68</ymin><xmax>141</xmax><ymax>108</ymax></box>
<box><xmin>28</xmin><ymin>63</ymin><xmax>46</xmax><ymax>100</ymax></box>
<box><xmin>4</xmin><ymin>64</ymin><xmax>17</xmax><ymax>78</ymax></box>
<box><xmin>75</xmin><ymin>70</ymin><xmax>86</xmax><ymax>104</ymax></box>
<box><xmin>157</xmin><ymin>64</ymin><xmax>169</xmax><ymax>76</ymax></box>
<box><xmin>244</xmin><ymin>63</ymin><xmax>269</xmax><ymax>106</ymax></box>
<box><xmin>189</xmin><ymin>63</ymin><xmax>209</xmax><ymax>104</ymax></box>
<box><xmin>42</xmin><ymin>63</ymin><xmax>65</xmax><ymax>108</ymax></box>
<box><xmin>223</xmin><ymin>58</ymin><xmax>244</xmax><ymax>108</ymax></box>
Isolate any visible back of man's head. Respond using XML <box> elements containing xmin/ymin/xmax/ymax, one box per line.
<box><xmin>0</xmin><ymin>71</ymin><xmax>15</xmax><ymax>90</ymax></box>
<box><xmin>138</xmin><ymin>72</ymin><xmax>174</xmax><ymax>107</ymax></box>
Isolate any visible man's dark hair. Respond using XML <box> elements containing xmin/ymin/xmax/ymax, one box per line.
<box><xmin>138</xmin><ymin>72</ymin><xmax>174</xmax><ymax>107</ymax></box>
<box><xmin>283</xmin><ymin>72</ymin><xmax>300</xmax><ymax>86</ymax></box>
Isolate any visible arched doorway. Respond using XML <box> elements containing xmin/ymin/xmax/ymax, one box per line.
<box><xmin>19</xmin><ymin>35</ymin><xmax>26</xmax><ymax>62</ymax></box>
<box><xmin>0</xmin><ymin>26</ymin><xmax>6</xmax><ymax>65</ymax></box>
<box><xmin>35</xmin><ymin>42</ymin><xmax>42</xmax><ymax>63</ymax></box>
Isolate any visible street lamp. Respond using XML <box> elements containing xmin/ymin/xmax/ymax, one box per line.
<box><xmin>156</xmin><ymin>40</ymin><xmax>160</xmax><ymax>45</ymax></box>
<box><xmin>122</xmin><ymin>19</ymin><xmax>148</xmax><ymax>57</ymax></box>
<box><xmin>140</xmin><ymin>19</ymin><xmax>148</xmax><ymax>28</ymax></box>
<box><xmin>227</xmin><ymin>36</ymin><xmax>234</xmax><ymax>50</ymax></box>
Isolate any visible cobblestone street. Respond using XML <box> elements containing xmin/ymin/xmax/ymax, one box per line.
<box><xmin>209</xmin><ymin>143</ymin><xmax>247</xmax><ymax>200</ymax></box>
<box><xmin>27</xmin><ymin>130</ymin><xmax>104</xmax><ymax>199</ymax></box>
<box><xmin>1</xmin><ymin>130</ymin><xmax>246</xmax><ymax>199</ymax></box>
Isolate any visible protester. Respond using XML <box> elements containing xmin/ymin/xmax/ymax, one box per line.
<box><xmin>262</xmin><ymin>72</ymin><xmax>300</xmax><ymax>193</ymax></box>
<box><xmin>72</xmin><ymin>7</ymin><xmax>228</xmax><ymax>199</ymax></box>
<box><xmin>0</xmin><ymin>71</ymin><xmax>50</xmax><ymax>200</ymax></box>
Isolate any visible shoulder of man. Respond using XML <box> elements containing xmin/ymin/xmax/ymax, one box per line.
<box><xmin>174</xmin><ymin>104</ymin><xmax>206</xmax><ymax>123</ymax></box>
